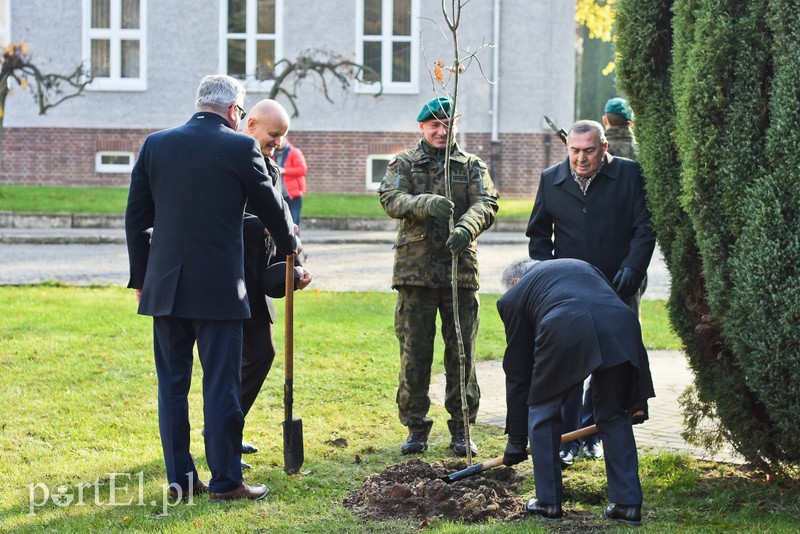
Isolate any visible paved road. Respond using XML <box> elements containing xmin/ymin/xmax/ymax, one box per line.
<box><xmin>0</xmin><ymin>228</ymin><xmax>670</xmax><ymax>298</ymax></box>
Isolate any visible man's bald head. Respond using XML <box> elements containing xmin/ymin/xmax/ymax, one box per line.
<box><xmin>242</xmin><ymin>99</ymin><xmax>291</xmax><ymax>158</ymax></box>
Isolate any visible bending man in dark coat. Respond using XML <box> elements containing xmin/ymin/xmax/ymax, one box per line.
<box><xmin>497</xmin><ymin>258</ymin><xmax>654</xmax><ymax>524</ymax></box>
<box><xmin>125</xmin><ymin>75</ymin><xmax>299</xmax><ymax>502</ymax></box>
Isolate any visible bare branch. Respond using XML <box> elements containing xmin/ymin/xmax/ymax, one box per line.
<box><xmin>0</xmin><ymin>42</ymin><xmax>93</xmax><ymax>124</ymax></box>
<box><xmin>263</xmin><ymin>48</ymin><xmax>381</xmax><ymax>118</ymax></box>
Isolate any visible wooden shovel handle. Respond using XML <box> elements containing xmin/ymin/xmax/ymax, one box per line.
<box><xmin>284</xmin><ymin>255</ymin><xmax>294</xmax><ymax>381</ymax></box>
<box><xmin>469</xmin><ymin>424</ymin><xmax>600</xmax><ymax>472</ymax></box>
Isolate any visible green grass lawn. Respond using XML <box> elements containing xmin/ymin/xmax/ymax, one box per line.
<box><xmin>0</xmin><ymin>185</ymin><xmax>533</xmax><ymax>219</ymax></box>
<box><xmin>1</xmin><ymin>286</ymin><xmax>796</xmax><ymax>532</ymax></box>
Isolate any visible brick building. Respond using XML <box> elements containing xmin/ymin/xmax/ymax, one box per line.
<box><xmin>0</xmin><ymin>0</ymin><xmax>573</xmax><ymax>200</ymax></box>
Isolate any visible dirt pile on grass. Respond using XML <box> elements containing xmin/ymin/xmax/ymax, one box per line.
<box><xmin>343</xmin><ymin>458</ymin><xmax>525</xmax><ymax>524</ymax></box>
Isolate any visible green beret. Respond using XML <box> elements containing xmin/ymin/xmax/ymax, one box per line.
<box><xmin>604</xmin><ymin>97</ymin><xmax>634</xmax><ymax>121</ymax></box>
<box><xmin>417</xmin><ymin>97</ymin><xmax>452</xmax><ymax>122</ymax></box>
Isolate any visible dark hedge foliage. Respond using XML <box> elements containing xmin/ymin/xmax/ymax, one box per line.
<box><xmin>616</xmin><ymin>0</ymin><xmax>799</xmax><ymax>470</ymax></box>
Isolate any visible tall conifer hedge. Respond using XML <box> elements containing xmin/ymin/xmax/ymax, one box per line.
<box><xmin>616</xmin><ymin>0</ymin><xmax>800</xmax><ymax>469</ymax></box>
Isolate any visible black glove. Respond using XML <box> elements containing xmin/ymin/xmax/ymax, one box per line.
<box><xmin>446</xmin><ymin>227</ymin><xmax>471</xmax><ymax>255</ymax></box>
<box><xmin>631</xmin><ymin>400</ymin><xmax>649</xmax><ymax>425</ymax></box>
<box><xmin>427</xmin><ymin>195</ymin><xmax>455</xmax><ymax>221</ymax></box>
<box><xmin>612</xmin><ymin>267</ymin><xmax>644</xmax><ymax>300</ymax></box>
<box><xmin>503</xmin><ymin>434</ymin><xmax>529</xmax><ymax>466</ymax></box>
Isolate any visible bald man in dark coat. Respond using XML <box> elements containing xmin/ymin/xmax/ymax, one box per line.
<box><xmin>497</xmin><ymin>258</ymin><xmax>654</xmax><ymax>524</ymax></box>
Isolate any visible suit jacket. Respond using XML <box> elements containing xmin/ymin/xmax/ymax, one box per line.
<box><xmin>125</xmin><ymin>112</ymin><xmax>297</xmax><ymax>320</ymax></box>
<box><xmin>526</xmin><ymin>154</ymin><xmax>655</xmax><ymax>281</ymax></box>
<box><xmin>497</xmin><ymin>259</ymin><xmax>655</xmax><ymax>436</ymax></box>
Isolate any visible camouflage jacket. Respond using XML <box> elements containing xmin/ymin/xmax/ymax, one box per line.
<box><xmin>378</xmin><ymin>139</ymin><xmax>499</xmax><ymax>289</ymax></box>
<box><xmin>605</xmin><ymin>125</ymin><xmax>639</xmax><ymax>160</ymax></box>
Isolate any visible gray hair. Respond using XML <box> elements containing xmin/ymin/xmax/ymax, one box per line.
<box><xmin>195</xmin><ymin>74</ymin><xmax>245</xmax><ymax>114</ymax></box>
<box><xmin>501</xmin><ymin>258</ymin><xmax>541</xmax><ymax>289</ymax></box>
<box><xmin>569</xmin><ymin>119</ymin><xmax>607</xmax><ymax>145</ymax></box>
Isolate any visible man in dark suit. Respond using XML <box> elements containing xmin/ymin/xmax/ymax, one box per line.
<box><xmin>497</xmin><ymin>258</ymin><xmax>654</xmax><ymax>524</ymax></box>
<box><xmin>526</xmin><ymin>119</ymin><xmax>655</xmax><ymax>466</ymax></box>
<box><xmin>125</xmin><ymin>75</ymin><xmax>300</xmax><ymax>502</ymax></box>
<box><xmin>239</xmin><ymin>100</ymin><xmax>311</xmax><ymax>465</ymax></box>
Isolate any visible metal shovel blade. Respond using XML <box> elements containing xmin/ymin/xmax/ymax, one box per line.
<box><xmin>282</xmin><ymin>417</ymin><xmax>304</xmax><ymax>474</ymax></box>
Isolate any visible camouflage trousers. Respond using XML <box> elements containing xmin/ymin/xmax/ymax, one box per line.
<box><xmin>394</xmin><ymin>285</ymin><xmax>480</xmax><ymax>436</ymax></box>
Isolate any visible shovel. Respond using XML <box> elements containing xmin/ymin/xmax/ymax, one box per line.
<box><xmin>282</xmin><ymin>254</ymin><xmax>304</xmax><ymax>474</ymax></box>
<box><xmin>441</xmin><ymin>424</ymin><xmax>598</xmax><ymax>484</ymax></box>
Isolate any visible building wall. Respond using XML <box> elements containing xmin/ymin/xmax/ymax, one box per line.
<box><xmin>1</xmin><ymin>127</ymin><xmax>567</xmax><ymax>199</ymax></box>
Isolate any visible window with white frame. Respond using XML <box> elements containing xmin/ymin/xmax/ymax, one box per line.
<box><xmin>221</xmin><ymin>0</ymin><xmax>283</xmax><ymax>87</ymax></box>
<box><xmin>95</xmin><ymin>151</ymin><xmax>135</xmax><ymax>173</ymax></box>
<box><xmin>0</xmin><ymin>0</ymin><xmax>9</xmax><ymax>47</ymax></box>
<box><xmin>366</xmin><ymin>154</ymin><xmax>394</xmax><ymax>191</ymax></box>
<box><xmin>356</xmin><ymin>0</ymin><xmax>419</xmax><ymax>94</ymax></box>
<box><xmin>83</xmin><ymin>0</ymin><xmax>147</xmax><ymax>91</ymax></box>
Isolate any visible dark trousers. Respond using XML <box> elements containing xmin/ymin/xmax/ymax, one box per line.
<box><xmin>284</xmin><ymin>195</ymin><xmax>302</xmax><ymax>230</ymax></box>
<box><xmin>153</xmin><ymin>316</ymin><xmax>244</xmax><ymax>494</ymax></box>
<box><xmin>561</xmin><ymin>290</ymin><xmax>641</xmax><ymax>453</ymax></box>
<box><xmin>529</xmin><ymin>364</ymin><xmax>642</xmax><ymax>506</ymax></box>
<box><xmin>240</xmin><ymin>318</ymin><xmax>276</xmax><ymax>417</ymax></box>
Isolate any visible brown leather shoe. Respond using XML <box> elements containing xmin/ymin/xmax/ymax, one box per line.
<box><xmin>209</xmin><ymin>483</ymin><xmax>269</xmax><ymax>502</ymax></box>
<box><xmin>169</xmin><ymin>480</ymin><xmax>209</xmax><ymax>500</ymax></box>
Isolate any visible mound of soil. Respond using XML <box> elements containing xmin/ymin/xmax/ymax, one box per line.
<box><xmin>343</xmin><ymin>458</ymin><xmax>525</xmax><ymax>524</ymax></box>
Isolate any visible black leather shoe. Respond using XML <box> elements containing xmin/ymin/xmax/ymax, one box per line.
<box><xmin>525</xmin><ymin>499</ymin><xmax>563</xmax><ymax>520</ymax></box>
<box><xmin>604</xmin><ymin>503</ymin><xmax>642</xmax><ymax>525</ymax></box>
<box><xmin>241</xmin><ymin>459</ymin><xmax>252</xmax><ymax>470</ymax></box>
<box><xmin>559</xmin><ymin>449</ymin><xmax>575</xmax><ymax>468</ymax></box>
<box><xmin>450</xmin><ymin>431</ymin><xmax>478</xmax><ymax>457</ymax></box>
<box><xmin>241</xmin><ymin>440</ymin><xmax>259</xmax><ymax>454</ymax></box>
<box><xmin>400</xmin><ymin>431</ymin><xmax>428</xmax><ymax>454</ymax></box>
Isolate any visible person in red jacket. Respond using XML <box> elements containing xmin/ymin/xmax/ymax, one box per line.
<box><xmin>272</xmin><ymin>140</ymin><xmax>308</xmax><ymax>230</ymax></box>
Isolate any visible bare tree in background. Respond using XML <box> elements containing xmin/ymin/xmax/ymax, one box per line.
<box><xmin>264</xmin><ymin>48</ymin><xmax>381</xmax><ymax>118</ymax></box>
<box><xmin>0</xmin><ymin>42</ymin><xmax>92</xmax><ymax>168</ymax></box>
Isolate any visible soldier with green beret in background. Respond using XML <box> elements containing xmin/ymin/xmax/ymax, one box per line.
<box><xmin>378</xmin><ymin>96</ymin><xmax>499</xmax><ymax>457</ymax></box>
<box><xmin>602</xmin><ymin>97</ymin><xmax>638</xmax><ymax>160</ymax></box>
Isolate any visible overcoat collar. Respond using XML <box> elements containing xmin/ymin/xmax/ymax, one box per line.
<box><xmin>189</xmin><ymin>111</ymin><xmax>234</xmax><ymax>129</ymax></box>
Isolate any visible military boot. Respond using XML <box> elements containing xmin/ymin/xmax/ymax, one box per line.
<box><xmin>400</xmin><ymin>431</ymin><xmax>429</xmax><ymax>454</ymax></box>
<box><xmin>449</xmin><ymin>430</ymin><xmax>478</xmax><ymax>457</ymax></box>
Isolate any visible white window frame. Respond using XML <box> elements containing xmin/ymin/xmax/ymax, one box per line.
<box><xmin>365</xmin><ymin>154</ymin><xmax>395</xmax><ymax>191</ymax></box>
<box><xmin>219</xmin><ymin>0</ymin><xmax>284</xmax><ymax>91</ymax></box>
<box><xmin>355</xmin><ymin>0</ymin><xmax>419</xmax><ymax>94</ymax></box>
<box><xmin>82</xmin><ymin>0</ymin><xmax>148</xmax><ymax>91</ymax></box>
<box><xmin>95</xmin><ymin>151</ymin><xmax>135</xmax><ymax>173</ymax></box>
<box><xmin>0</xmin><ymin>0</ymin><xmax>10</xmax><ymax>47</ymax></box>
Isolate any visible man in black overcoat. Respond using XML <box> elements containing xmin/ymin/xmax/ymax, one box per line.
<box><xmin>125</xmin><ymin>75</ymin><xmax>299</xmax><ymax>502</ymax></box>
<box><xmin>527</xmin><ymin>119</ymin><xmax>656</xmax><ymax>464</ymax></box>
<box><xmin>497</xmin><ymin>258</ymin><xmax>655</xmax><ymax>524</ymax></box>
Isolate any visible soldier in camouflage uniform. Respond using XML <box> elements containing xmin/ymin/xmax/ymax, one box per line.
<box><xmin>602</xmin><ymin>97</ymin><xmax>638</xmax><ymax>160</ymax></box>
<box><xmin>378</xmin><ymin>97</ymin><xmax>499</xmax><ymax>457</ymax></box>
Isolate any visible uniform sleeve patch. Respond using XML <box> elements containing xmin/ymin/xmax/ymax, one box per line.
<box><xmin>387</xmin><ymin>157</ymin><xmax>398</xmax><ymax>167</ymax></box>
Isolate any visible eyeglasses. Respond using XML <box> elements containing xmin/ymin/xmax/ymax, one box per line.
<box><xmin>234</xmin><ymin>103</ymin><xmax>247</xmax><ymax>120</ymax></box>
